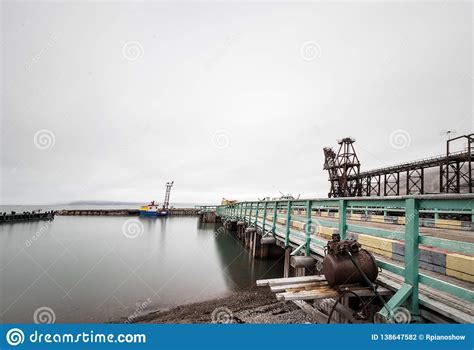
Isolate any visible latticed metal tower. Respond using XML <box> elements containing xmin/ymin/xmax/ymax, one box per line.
<box><xmin>323</xmin><ymin>147</ymin><xmax>339</xmax><ymax>197</ymax></box>
<box><xmin>323</xmin><ymin>138</ymin><xmax>361</xmax><ymax>197</ymax></box>
<box><xmin>336</xmin><ymin>137</ymin><xmax>361</xmax><ymax>196</ymax></box>
<box><xmin>163</xmin><ymin>181</ymin><xmax>174</xmax><ymax>209</ymax></box>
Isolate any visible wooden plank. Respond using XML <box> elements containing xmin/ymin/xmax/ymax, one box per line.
<box><xmin>270</xmin><ymin>281</ymin><xmax>328</xmax><ymax>293</ymax></box>
<box><xmin>256</xmin><ymin>275</ymin><xmax>325</xmax><ymax>287</ymax></box>
<box><xmin>276</xmin><ymin>285</ymin><xmax>392</xmax><ymax>301</ymax></box>
<box><xmin>277</xmin><ymin>288</ymin><xmax>338</xmax><ymax>301</ymax></box>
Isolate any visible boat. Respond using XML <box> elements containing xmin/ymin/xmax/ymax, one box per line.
<box><xmin>138</xmin><ymin>181</ymin><xmax>174</xmax><ymax>217</ymax></box>
<box><xmin>138</xmin><ymin>201</ymin><xmax>169</xmax><ymax>217</ymax></box>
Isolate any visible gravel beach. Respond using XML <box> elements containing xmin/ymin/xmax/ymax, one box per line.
<box><xmin>125</xmin><ymin>288</ymin><xmax>312</xmax><ymax>324</ymax></box>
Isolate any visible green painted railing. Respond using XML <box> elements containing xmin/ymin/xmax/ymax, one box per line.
<box><xmin>216</xmin><ymin>194</ymin><xmax>474</xmax><ymax>319</ymax></box>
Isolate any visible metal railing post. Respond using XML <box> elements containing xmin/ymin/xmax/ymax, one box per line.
<box><xmin>262</xmin><ymin>202</ymin><xmax>268</xmax><ymax>233</ymax></box>
<box><xmin>244</xmin><ymin>202</ymin><xmax>248</xmax><ymax>223</ymax></box>
<box><xmin>272</xmin><ymin>201</ymin><xmax>278</xmax><ymax>237</ymax></box>
<box><xmin>249</xmin><ymin>202</ymin><xmax>253</xmax><ymax>225</ymax></box>
<box><xmin>255</xmin><ymin>202</ymin><xmax>259</xmax><ymax>227</ymax></box>
<box><xmin>338</xmin><ymin>199</ymin><xmax>347</xmax><ymax>239</ymax></box>
<box><xmin>285</xmin><ymin>201</ymin><xmax>292</xmax><ymax>246</ymax></box>
<box><xmin>405</xmin><ymin>197</ymin><xmax>420</xmax><ymax>316</ymax></box>
<box><xmin>305</xmin><ymin>200</ymin><xmax>312</xmax><ymax>256</ymax></box>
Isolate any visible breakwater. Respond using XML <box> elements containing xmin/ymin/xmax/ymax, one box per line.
<box><xmin>0</xmin><ymin>211</ymin><xmax>55</xmax><ymax>223</ymax></box>
<box><xmin>56</xmin><ymin>208</ymin><xmax>202</xmax><ymax>216</ymax></box>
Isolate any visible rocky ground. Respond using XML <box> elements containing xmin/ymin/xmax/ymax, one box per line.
<box><xmin>125</xmin><ymin>288</ymin><xmax>312</xmax><ymax>324</ymax></box>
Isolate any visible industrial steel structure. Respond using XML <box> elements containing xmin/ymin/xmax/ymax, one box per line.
<box><xmin>323</xmin><ymin>134</ymin><xmax>473</xmax><ymax>198</ymax></box>
<box><xmin>163</xmin><ymin>181</ymin><xmax>174</xmax><ymax>209</ymax></box>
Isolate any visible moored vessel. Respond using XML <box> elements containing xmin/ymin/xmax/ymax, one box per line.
<box><xmin>138</xmin><ymin>201</ymin><xmax>168</xmax><ymax>217</ymax></box>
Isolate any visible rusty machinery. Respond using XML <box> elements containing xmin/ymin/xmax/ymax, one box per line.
<box><xmin>323</xmin><ymin>134</ymin><xmax>473</xmax><ymax>197</ymax></box>
<box><xmin>322</xmin><ymin>234</ymin><xmax>378</xmax><ymax>287</ymax></box>
<box><xmin>322</xmin><ymin>234</ymin><xmax>385</xmax><ymax>323</ymax></box>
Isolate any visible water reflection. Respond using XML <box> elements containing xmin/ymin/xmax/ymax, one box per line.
<box><xmin>0</xmin><ymin>216</ymin><xmax>282</xmax><ymax>323</ymax></box>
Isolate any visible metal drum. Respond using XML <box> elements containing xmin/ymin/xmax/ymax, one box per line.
<box><xmin>323</xmin><ymin>249</ymin><xmax>378</xmax><ymax>287</ymax></box>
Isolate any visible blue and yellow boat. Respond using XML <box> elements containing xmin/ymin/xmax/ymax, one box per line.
<box><xmin>138</xmin><ymin>201</ymin><xmax>169</xmax><ymax>217</ymax></box>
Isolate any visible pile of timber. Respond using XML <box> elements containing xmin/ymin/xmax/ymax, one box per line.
<box><xmin>257</xmin><ymin>275</ymin><xmax>391</xmax><ymax>301</ymax></box>
<box><xmin>257</xmin><ymin>275</ymin><xmax>392</xmax><ymax>324</ymax></box>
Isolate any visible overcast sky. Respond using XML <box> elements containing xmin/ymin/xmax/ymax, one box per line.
<box><xmin>1</xmin><ymin>1</ymin><xmax>472</xmax><ymax>205</ymax></box>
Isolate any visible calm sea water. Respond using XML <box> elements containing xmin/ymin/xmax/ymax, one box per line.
<box><xmin>0</xmin><ymin>215</ymin><xmax>282</xmax><ymax>323</ymax></box>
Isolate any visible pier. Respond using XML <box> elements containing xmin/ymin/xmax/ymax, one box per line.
<box><xmin>217</xmin><ymin>195</ymin><xmax>474</xmax><ymax>323</ymax></box>
<box><xmin>0</xmin><ymin>211</ymin><xmax>55</xmax><ymax>223</ymax></box>
<box><xmin>55</xmin><ymin>208</ymin><xmax>203</xmax><ymax>216</ymax></box>
<box><xmin>3</xmin><ymin>206</ymin><xmax>215</xmax><ymax>223</ymax></box>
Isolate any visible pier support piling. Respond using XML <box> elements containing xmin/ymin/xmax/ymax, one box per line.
<box><xmin>283</xmin><ymin>247</ymin><xmax>292</xmax><ymax>278</ymax></box>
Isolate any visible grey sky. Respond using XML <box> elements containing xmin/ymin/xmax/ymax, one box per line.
<box><xmin>1</xmin><ymin>1</ymin><xmax>472</xmax><ymax>205</ymax></box>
